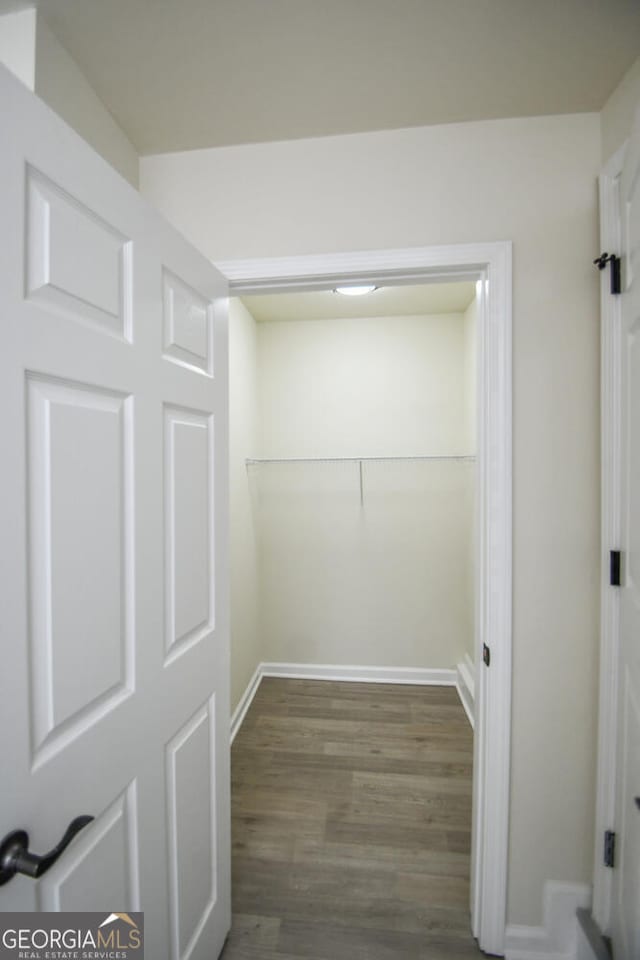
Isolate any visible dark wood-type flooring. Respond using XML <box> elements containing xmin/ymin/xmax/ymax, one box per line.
<box><xmin>221</xmin><ymin>677</ymin><xmax>485</xmax><ymax>959</ymax></box>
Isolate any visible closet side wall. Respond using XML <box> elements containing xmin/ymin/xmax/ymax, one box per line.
<box><xmin>229</xmin><ymin>299</ymin><xmax>261</xmax><ymax>713</ymax></box>
<box><xmin>255</xmin><ymin>310</ymin><xmax>475</xmax><ymax>670</ymax></box>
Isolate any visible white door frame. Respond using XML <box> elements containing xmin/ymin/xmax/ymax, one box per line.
<box><xmin>592</xmin><ymin>143</ymin><xmax>626</xmax><ymax>934</ymax></box>
<box><xmin>217</xmin><ymin>240</ymin><xmax>513</xmax><ymax>956</ymax></box>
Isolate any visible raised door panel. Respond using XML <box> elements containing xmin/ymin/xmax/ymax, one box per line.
<box><xmin>38</xmin><ymin>784</ymin><xmax>140</xmax><ymax>911</ymax></box>
<box><xmin>25</xmin><ymin>167</ymin><xmax>132</xmax><ymax>339</ymax></box>
<box><xmin>164</xmin><ymin>406</ymin><xmax>214</xmax><ymax>663</ymax></box>
<box><xmin>27</xmin><ymin>375</ymin><xmax>134</xmax><ymax>768</ymax></box>
<box><xmin>166</xmin><ymin>699</ymin><xmax>217</xmax><ymax>960</ymax></box>
<box><xmin>163</xmin><ymin>270</ymin><xmax>213</xmax><ymax>376</ymax></box>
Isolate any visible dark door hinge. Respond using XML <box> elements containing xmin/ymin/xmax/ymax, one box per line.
<box><xmin>482</xmin><ymin>643</ymin><xmax>491</xmax><ymax>667</ymax></box>
<box><xmin>610</xmin><ymin>550</ymin><xmax>621</xmax><ymax>587</ymax></box>
<box><xmin>604</xmin><ymin>830</ymin><xmax>616</xmax><ymax>868</ymax></box>
<box><xmin>594</xmin><ymin>253</ymin><xmax>621</xmax><ymax>295</ymax></box>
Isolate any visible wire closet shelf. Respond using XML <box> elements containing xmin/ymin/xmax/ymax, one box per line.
<box><xmin>245</xmin><ymin>454</ymin><xmax>476</xmax><ymax>506</ymax></box>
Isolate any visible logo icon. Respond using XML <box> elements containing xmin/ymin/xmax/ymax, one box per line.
<box><xmin>100</xmin><ymin>913</ymin><xmax>139</xmax><ymax>928</ymax></box>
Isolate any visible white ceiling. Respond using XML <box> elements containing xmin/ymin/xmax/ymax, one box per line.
<box><xmin>240</xmin><ymin>281</ymin><xmax>476</xmax><ymax>323</ymax></box>
<box><xmin>4</xmin><ymin>0</ymin><xmax>640</xmax><ymax>155</ymax></box>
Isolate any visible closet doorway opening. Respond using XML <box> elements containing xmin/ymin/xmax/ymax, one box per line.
<box><xmin>221</xmin><ymin>243</ymin><xmax>512</xmax><ymax>957</ymax></box>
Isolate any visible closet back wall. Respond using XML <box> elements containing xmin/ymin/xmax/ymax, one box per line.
<box><xmin>247</xmin><ymin>302</ymin><xmax>476</xmax><ymax>673</ymax></box>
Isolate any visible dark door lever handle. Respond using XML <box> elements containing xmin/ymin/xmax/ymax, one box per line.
<box><xmin>0</xmin><ymin>816</ymin><xmax>94</xmax><ymax>886</ymax></box>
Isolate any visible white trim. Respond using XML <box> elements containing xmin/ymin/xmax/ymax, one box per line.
<box><xmin>471</xmin><ymin>242</ymin><xmax>513</xmax><ymax>955</ymax></box>
<box><xmin>230</xmin><ymin>663</ymin><xmax>471</xmax><ymax>738</ymax></box>
<box><xmin>592</xmin><ymin>143</ymin><xmax>625</xmax><ymax>934</ymax></box>
<box><xmin>261</xmin><ymin>661</ymin><xmax>456</xmax><ymax>685</ymax></box>
<box><xmin>216</xmin><ymin>242</ymin><xmax>494</xmax><ymax>293</ymax></box>
<box><xmin>505</xmin><ymin>882</ymin><xmax>591</xmax><ymax>960</ymax></box>
<box><xmin>230</xmin><ymin>664</ymin><xmax>263</xmax><ymax>744</ymax></box>
<box><xmin>230</xmin><ymin>660</ymin><xmax>465</xmax><ymax>739</ymax></box>
<box><xmin>220</xmin><ymin>241</ymin><xmax>512</xmax><ymax>956</ymax></box>
<box><xmin>456</xmin><ymin>653</ymin><xmax>475</xmax><ymax>728</ymax></box>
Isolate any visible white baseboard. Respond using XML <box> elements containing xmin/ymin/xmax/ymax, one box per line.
<box><xmin>230</xmin><ymin>661</ymin><xmax>458</xmax><ymax>741</ymax></box>
<box><xmin>505</xmin><ymin>883</ymin><xmax>592</xmax><ymax>960</ymax></box>
<box><xmin>230</xmin><ymin>663</ymin><xmax>263</xmax><ymax>744</ymax></box>
<box><xmin>456</xmin><ymin>653</ymin><xmax>475</xmax><ymax>728</ymax></box>
<box><xmin>261</xmin><ymin>661</ymin><xmax>456</xmax><ymax>686</ymax></box>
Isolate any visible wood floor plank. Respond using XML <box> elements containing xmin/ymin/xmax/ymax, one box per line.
<box><xmin>236</xmin><ymin>746</ymin><xmax>470</xmax><ymax>780</ymax></box>
<box><xmin>222</xmin><ymin>677</ymin><xmax>485</xmax><ymax>959</ymax></box>
<box><xmin>292</xmin><ymin>837</ymin><xmax>471</xmax><ymax>878</ymax></box>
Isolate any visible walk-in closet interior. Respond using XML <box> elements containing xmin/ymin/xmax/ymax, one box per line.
<box><xmin>229</xmin><ymin>281</ymin><xmax>478</xmax><ymax>719</ymax></box>
<box><xmin>224</xmin><ymin>279</ymin><xmax>481</xmax><ymax>957</ymax></box>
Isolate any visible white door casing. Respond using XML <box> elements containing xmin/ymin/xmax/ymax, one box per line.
<box><xmin>218</xmin><ymin>244</ymin><xmax>512</xmax><ymax>957</ymax></box>
<box><xmin>593</xmin><ymin>140</ymin><xmax>625</xmax><ymax>934</ymax></box>
<box><xmin>0</xmin><ymin>63</ymin><xmax>231</xmax><ymax>960</ymax></box>
<box><xmin>611</xmin><ymin>105</ymin><xmax>640</xmax><ymax>960</ymax></box>
<box><xmin>594</xmin><ymin>105</ymin><xmax>640</xmax><ymax>948</ymax></box>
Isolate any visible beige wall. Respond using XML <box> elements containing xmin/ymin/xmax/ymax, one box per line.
<box><xmin>140</xmin><ymin>111</ymin><xmax>601</xmax><ymax>928</ymax></box>
<box><xmin>35</xmin><ymin>18</ymin><xmax>138</xmax><ymax>187</ymax></box>
<box><xmin>228</xmin><ymin>299</ymin><xmax>261</xmax><ymax>712</ymax></box>
<box><xmin>601</xmin><ymin>55</ymin><xmax>640</xmax><ymax>163</ymax></box>
<box><xmin>253</xmin><ymin>310</ymin><xmax>475</xmax><ymax>670</ymax></box>
<box><xmin>257</xmin><ymin>311</ymin><xmax>472</xmax><ymax>457</ymax></box>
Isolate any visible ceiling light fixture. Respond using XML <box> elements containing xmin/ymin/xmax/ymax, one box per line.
<box><xmin>333</xmin><ymin>284</ymin><xmax>378</xmax><ymax>296</ymax></box>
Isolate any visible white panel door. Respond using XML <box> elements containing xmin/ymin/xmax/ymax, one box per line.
<box><xmin>612</xmin><ymin>105</ymin><xmax>640</xmax><ymax>960</ymax></box>
<box><xmin>0</xmin><ymin>64</ymin><xmax>231</xmax><ymax>960</ymax></box>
